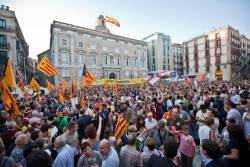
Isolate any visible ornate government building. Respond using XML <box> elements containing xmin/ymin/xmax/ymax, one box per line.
<box><xmin>49</xmin><ymin>15</ymin><xmax>148</xmax><ymax>85</ymax></box>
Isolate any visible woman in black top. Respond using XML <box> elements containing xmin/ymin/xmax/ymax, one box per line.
<box><xmin>223</xmin><ymin>124</ymin><xmax>249</xmax><ymax>167</ymax></box>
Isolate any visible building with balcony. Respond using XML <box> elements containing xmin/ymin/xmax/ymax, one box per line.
<box><xmin>49</xmin><ymin>15</ymin><xmax>148</xmax><ymax>85</ymax></box>
<box><xmin>0</xmin><ymin>5</ymin><xmax>29</xmax><ymax>84</ymax></box>
<box><xmin>172</xmin><ymin>43</ymin><xmax>184</xmax><ymax>76</ymax></box>
<box><xmin>183</xmin><ymin>25</ymin><xmax>250</xmax><ymax>80</ymax></box>
<box><xmin>143</xmin><ymin>32</ymin><xmax>172</xmax><ymax>73</ymax></box>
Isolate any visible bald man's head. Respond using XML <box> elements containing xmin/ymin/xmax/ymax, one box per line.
<box><xmin>15</xmin><ymin>134</ymin><xmax>29</xmax><ymax>148</ymax></box>
<box><xmin>99</xmin><ymin>139</ymin><xmax>110</xmax><ymax>156</ymax></box>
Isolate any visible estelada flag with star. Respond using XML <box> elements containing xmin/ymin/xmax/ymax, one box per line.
<box><xmin>37</xmin><ymin>57</ymin><xmax>57</xmax><ymax>76</ymax></box>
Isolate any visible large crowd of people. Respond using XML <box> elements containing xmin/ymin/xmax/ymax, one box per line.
<box><xmin>0</xmin><ymin>80</ymin><xmax>250</xmax><ymax>167</ymax></box>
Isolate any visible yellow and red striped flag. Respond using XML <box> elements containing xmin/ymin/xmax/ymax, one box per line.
<box><xmin>18</xmin><ymin>79</ymin><xmax>25</xmax><ymax>93</ymax></box>
<box><xmin>37</xmin><ymin>57</ymin><xmax>57</xmax><ymax>76</ymax></box>
<box><xmin>29</xmin><ymin>78</ymin><xmax>40</xmax><ymax>91</ymax></box>
<box><xmin>105</xmin><ymin>16</ymin><xmax>120</xmax><ymax>27</ymax></box>
<box><xmin>46</xmin><ymin>80</ymin><xmax>54</xmax><ymax>93</ymax></box>
<box><xmin>82</xmin><ymin>65</ymin><xmax>94</xmax><ymax>88</ymax></box>
<box><xmin>114</xmin><ymin>115</ymin><xmax>129</xmax><ymax>139</ymax></box>
<box><xmin>2</xmin><ymin>59</ymin><xmax>17</xmax><ymax>88</ymax></box>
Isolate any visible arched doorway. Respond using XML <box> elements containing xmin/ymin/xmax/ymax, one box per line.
<box><xmin>109</xmin><ymin>72</ymin><xmax>116</xmax><ymax>79</ymax></box>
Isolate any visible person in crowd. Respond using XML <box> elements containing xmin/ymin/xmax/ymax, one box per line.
<box><xmin>77</xmin><ymin>141</ymin><xmax>102</xmax><ymax>167</ymax></box>
<box><xmin>162</xmin><ymin>106</ymin><xmax>172</xmax><ymax>121</ymax></box>
<box><xmin>0</xmin><ymin>138</ymin><xmax>16</xmax><ymax>167</ymax></box>
<box><xmin>136</xmin><ymin>115</ymin><xmax>146</xmax><ymax>136</ymax></box>
<box><xmin>144</xmin><ymin>112</ymin><xmax>157</xmax><ymax>130</ymax></box>
<box><xmin>223</xmin><ymin>124</ymin><xmax>249</xmax><ymax>167</ymax></box>
<box><xmin>242</xmin><ymin>103</ymin><xmax>250</xmax><ymax>143</ymax></box>
<box><xmin>141</xmin><ymin>137</ymin><xmax>162</xmax><ymax>166</ymax></box>
<box><xmin>178</xmin><ymin>124</ymin><xmax>196</xmax><ymax>167</ymax></box>
<box><xmin>120</xmin><ymin>132</ymin><xmax>143</xmax><ymax>167</ymax></box>
<box><xmin>198</xmin><ymin>117</ymin><xmax>217</xmax><ymax>145</ymax></box>
<box><xmin>201</xmin><ymin>139</ymin><xmax>230</xmax><ymax>167</ymax></box>
<box><xmin>26</xmin><ymin>150</ymin><xmax>53</xmax><ymax>167</ymax></box>
<box><xmin>224</xmin><ymin>101</ymin><xmax>242</xmax><ymax>126</ymax></box>
<box><xmin>55</xmin><ymin>107</ymin><xmax>69</xmax><ymax>133</ymax></box>
<box><xmin>99</xmin><ymin>139</ymin><xmax>119</xmax><ymax>167</ymax></box>
<box><xmin>53</xmin><ymin>135</ymin><xmax>75</xmax><ymax>167</ymax></box>
<box><xmin>62</xmin><ymin>121</ymin><xmax>80</xmax><ymax>166</ymax></box>
<box><xmin>167</xmin><ymin>107</ymin><xmax>184</xmax><ymax>142</ymax></box>
<box><xmin>208</xmin><ymin>109</ymin><xmax>220</xmax><ymax>136</ymax></box>
<box><xmin>178</xmin><ymin>105</ymin><xmax>191</xmax><ymax>124</ymax></box>
<box><xmin>77</xmin><ymin>111</ymin><xmax>92</xmax><ymax>141</ymax></box>
<box><xmin>10</xmin><ymin>133</ymin><xmax>29</xmax><ymax>163</ymax></box>
<box><xmin>83</xmin><ymin>117</ymin><xmax>102</xmax><ymax>151</ymax></box>
<box><xmin>146</xmin><ymin>137</ymin><xmax>178</xmax><ymax>167</ymax></box>
<box><xmin>152</xmin><ymin>120</ymin><xmax>169</xmax><ymax>149</ymax></box>
<box><xmin>196</xmin><ymin>104</ymin><xmax>209</xmax><ymax>129</ymax></box>
<box><xmin>103</xmin><ymin>127</ymin><xmax>116</xmax><ymax>147</ymax></box>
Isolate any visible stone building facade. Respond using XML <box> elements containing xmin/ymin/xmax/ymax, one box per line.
<box><xmin>49</xmin><ymin>15</ymin><xmax>148</xmax><ymax>85</ymax></box>
<box><xmin>183</xmin><ymin>26</ymin><xmax>250</xmax><ymax>80</ymax></box>
<box><xmin>172</xmin><ymin>43</ymin><xmax>184</xmax><ymax>76</ymax></box>
<box><xmin>0</xmin><ymin>5</ymin><xmax>29</xmax><ymax>84</ymax></box>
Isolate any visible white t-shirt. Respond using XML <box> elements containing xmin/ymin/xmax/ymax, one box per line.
<box><xmin>196</xmin><ymin>110</ymin><xmax>209</xmax><ymax>127</ymax></box>
<box><xmin>145</xmin><ymin>118</ymin><xmax>157</xmax><ymax>129</ymax></box>
<box><xmin>198</xmin><ymin>125</ymin><xmax>211</xmax><ymax>145</ymax></box>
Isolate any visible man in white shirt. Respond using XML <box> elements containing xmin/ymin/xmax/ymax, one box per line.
<box><xmin>195</xmin><ymin>104</ymin><xmax>209</xmax><ymax>128</ymax></box>
<box><xmin>145</xmin><ymin>112</ymin><xmax>157</xmax><ymax>129</ymax></box>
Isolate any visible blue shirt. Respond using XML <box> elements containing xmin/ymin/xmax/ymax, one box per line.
<box><xmin>54</xmin><ymin>144</ymin><xmax>74</xmax><ymax>167</ymax></box>
<box><xmin>102</xmin><ymin>147</ymin><xmax>119</xmax><ymax>167</ymax></box>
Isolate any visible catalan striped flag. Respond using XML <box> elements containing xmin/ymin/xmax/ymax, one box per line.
<box><xmin>105</xmin><ymin>16</ymin><xmax>120</xmax><ymax>27</ymax></box>
<box><xmin>29</xmin><ymin>78</ymin><xmax>40</xmax><ymax>91</ymax></box>
<box><xmin>37</xmin><ymin>57</ymin><xmax>57</xmax><ymax>76</ymax></box>
<box><xmin>82</xmin><ymin>64</ymin><xmax>94</xmax><ymax>88</ymax></box>
<box><xmin>46</xmin><ymin>80</ymin><xmax>54</xmax><ymax>93</ymax></box>
<box><xmin>2</xmin><ymin>59</ymin><xmax>17</xmax><ymax>88</ymax></box>
<box><xmin>114</xmin><ymin>115</ymin><xmax>129</xmax><ymax>139</ymax></box>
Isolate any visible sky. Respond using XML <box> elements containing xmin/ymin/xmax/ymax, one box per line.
<box><xmin>2</xmin><ymin>0</ymin><xmax>250</xmax><ymax>59</ymax></box>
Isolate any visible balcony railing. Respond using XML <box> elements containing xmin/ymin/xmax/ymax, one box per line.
<box><xmin>0</xmin><ymin>26</ymin><xmax>15</xmax><ymax>33</ymax></box>
<box><xmin>0</xmin><ymin>43</ymin><xmax>10</xmax><ymax>50</ymax></box>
